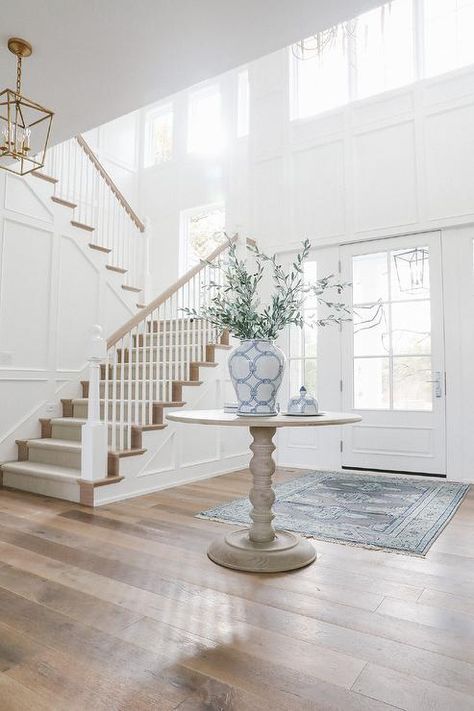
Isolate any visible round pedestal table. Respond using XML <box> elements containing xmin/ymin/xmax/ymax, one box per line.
<box><xmin>166</xmin><ymin>409</ymin><xmax>362</xmax><ymax>573</ymax></box>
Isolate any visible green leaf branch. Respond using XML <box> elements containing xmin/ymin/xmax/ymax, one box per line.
<box><xmin>183</xmin><ymin>236</ymin><xmax>352</xmax><ymax>340</ymax></box>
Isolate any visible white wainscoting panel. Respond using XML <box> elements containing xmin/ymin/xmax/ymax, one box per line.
<box><xmin>425</xmin><ymin>103</ymin><xmax>474</xmax><ymax>221</ymax></box>
<box><xmin>292</xmin><ymin>141</ymin><xmax>345</xmax><ymax>239</ymax></box>
<box><xmin>57</xmin><ymin>237</ymin><xmax>100</xmax><ymax>371</ymax></box>
<box><xmin>0</xmin><ymin>220</ymin><xmax>52</xmax><ymax>369</ymax></box>
<box><xmin>353</xmin><ymin>121</ymin><xmax>418</xmax><ymax>233</ymax></box>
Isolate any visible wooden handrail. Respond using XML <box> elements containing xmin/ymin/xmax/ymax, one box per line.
<box><xmin>75</xmin><ymin>135</ymin><xmax>145</xmax><ymax>233</ymax></box>
<box><xmin>107</xmin><ymin>236</ymin><xmax>238</xmax><ymax>348</ymax></box>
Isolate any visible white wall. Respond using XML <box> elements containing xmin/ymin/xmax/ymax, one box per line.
<box><xmin>0</xmin><ymin>171</ymin><xmax>136</xmax><ymax>462</ymax></box>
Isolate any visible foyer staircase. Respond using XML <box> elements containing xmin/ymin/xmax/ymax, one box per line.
<box><xmin>0</xmin><ymin>135</ymin><xmax>235</xmax><ymax>505</ymax></box>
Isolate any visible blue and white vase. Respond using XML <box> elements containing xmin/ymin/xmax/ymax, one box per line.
<box><xmin>228</xmin><ymin>339</ymin><xmax>285</xmax><ymax>416</ymax></box>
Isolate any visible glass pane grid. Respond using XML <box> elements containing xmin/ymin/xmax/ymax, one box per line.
<box><xmin>352</xmin><ymin>247</ymin><xmax>433</xmax><ymax>412</ymax></box>
<box><xmin>288</xmin><ymin>260</ymin><xmax>318</xmax><ymax>395</ymax></box>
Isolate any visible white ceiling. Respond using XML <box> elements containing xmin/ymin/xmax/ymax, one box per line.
<box><xmin>1</xmin><ymin>0</ymin><xmax>382</xmax><ymax>145</ymax></box>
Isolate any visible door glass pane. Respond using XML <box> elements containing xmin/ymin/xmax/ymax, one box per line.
<box><xmin>351</xmin><ymin>243</ymin><xmax>434</xmax><ymax>412</ymax></box>
<box><xmin>352</xmin><ymin>252</ymin><xmax>389</xmax><ymax>304</ymax></box>
<box><xmin>288</xmin><ymin>258</ymin><xmax>318</xmax><ymax>398</ymax></box>
<box><xmin>393</xmin><ymin>357</ymin><xmax>432</xmax><ymax>410</ymax></box>
<box><xmin>391</xmin><ymin>301</ymin><xmax>431</xmax><ymax>355</ymax></box>
<box><xmin>290</xmin><ymin>359</ymin><xmax>304</xmax><ymax>393</ymax></box>
<box><xmin>354</xmin><ymin>357</ymin><xmax>390</xmax><ymax>409</ymax></box>
<box><xmin>289</xmin><ymin>325</ymin><xmax>303</xmax><ymax>358</ymax></box>
<box><xmin>390</xmin><ymin>246</ymin><xmax>430</xmax><ymax>300</ymax></box>
<box><xmin>303</xmin><ymin>319</ymin><xmax>317</xmax><ymax>357</ymax></box>
<box><xmin>353</xmin><ymin>303</ymin><xmax>389</xmax><ymax>356</ymax></box>
<box><xmin>304</xmin><ymin>359</ymin><xmax>318</xmax><ymax>394</ymax></box>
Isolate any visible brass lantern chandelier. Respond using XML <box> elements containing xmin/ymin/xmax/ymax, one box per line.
<box><xmin>0</xmin><ymin>37</ymin><xmax>54</xmax><ymax>175</ymax></box>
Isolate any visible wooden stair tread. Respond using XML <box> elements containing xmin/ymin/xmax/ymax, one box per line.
<box><xmin>50</xmin><ymin>417</ymin><xmax>87</xmax><ymax>426</ymax></box>
<box><xmin>192</xmin><ymin>361</ymin><xmax>219</xmax><ymax>367</ymax></box>
<box><xmin>139</xmin><ymin>424</ymin><xmax>167</xmax><ymax>432</ymax></box>
<box><xmin>1</xmin><ymin>460</ymin><xmax>79</xmax><ymax>482</ymax></box>
<box><xmin>51</xmin><ymin>196</ymin><xmax>77</xmax><ymax>208</ymax></box>
<box><xmin>122</xmin><ymin>284</ymin><xmax>142</xmax><ymax>293</ymax></box>
<box><xmin>108</xmin><ymin>448</ymin><xmax>147</xmax><ymax>458</ymax></box>
<box><xmin>71</xmin><ymin>220</ymin><xmax>95</xmax><ymax>232</ymax></box>
<box><xmin>106</xmin><ymin>264</ymin><xmax>127</xmax><ymax>274</ymax></box>
<box><xmin>31</xmin><ymin>172</ymin><xmax>58</xmax><ymax>184</ymax></box>
<box><xmin>89</xmin><ymin>243</ymin><xmax>112</xmax><ymax>254</ymax></box>
<box><xmin>173</xmin><ymin>380</ymin><xmax>202</xmax><ymax>386</ymax></box>
<box><xmin>153</xmin><ymin>401</ymin><xmax>185</xmax><ymax>408</ymax></box>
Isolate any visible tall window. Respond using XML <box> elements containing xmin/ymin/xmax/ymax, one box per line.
<box><xmin>180</xmin><ymin>203</ymin><xmax>226</xmax><ymax>273</ymax></box>
<box><xmin>290</xmin><ymin>33</ymin><xmax>349</xmax><ymax>119</ymax></box>
<box><xmin>188</xmin><ymin>85</ymin><xmax>224</xmax><ymax>155</ymax></box>
<box><xmin>288</xmin><ymin>260</ymin><xmax>318</xmax><ymax>396</ymax></box>
<box><xmin>424</xmin><ymin>0</ymin><xmax>474</xmax><ymax>77</ymax></box>
<box><xmin>237</xmin><ymin>69</ymin><xmax>250</xmax><ymax>137</ymax></box>
<box><xmin>290</xmin><ymin>0</ymin><xmax>474</xmax><ymax>120</ymax></box>
<box><xmin>354</xmin><ymin>0</ymin><xmax>414</xmax><ymax>100</ymax></box>
<box><xmin>144</xmin><ymin>104</ymin><xmax>173</xmax><ymax>167</ymax></box>
<box><xmin>352</xmin><ymin>247</ymin><xmax>432</xmax><ymax>410</ymax></box>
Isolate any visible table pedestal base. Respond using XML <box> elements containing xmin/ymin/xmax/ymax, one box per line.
<box><xmin>207</xmin><ymin>528</ymin><xmax>316</xmax><ymax>573</ymax></box>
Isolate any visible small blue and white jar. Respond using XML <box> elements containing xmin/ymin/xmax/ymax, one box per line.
<box><xmin>228</xmin><ymin>339</ymin><xmax>285</xmax><ymax>416</ymax></box>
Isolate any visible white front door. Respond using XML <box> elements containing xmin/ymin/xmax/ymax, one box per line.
<box><xmin>340</xmin><ymin>232</ymin><xmax>446</xmax><ymax>475</ymax></box>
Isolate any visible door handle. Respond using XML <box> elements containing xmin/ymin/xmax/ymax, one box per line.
<box><xmin>426</xmin><ymin>371</ymin><xmax>442</xmax><ymax>398</ymax></box>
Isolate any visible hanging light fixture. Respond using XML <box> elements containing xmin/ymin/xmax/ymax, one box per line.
<box><xmin>393</xmin><ymin>247</ymin><xmax>429</xmax><ymax>294</ymax></box>
<box><xmin>0</xmin><ymin>37</ymin><xmax>54</xmax><ymax>175</ymax></box>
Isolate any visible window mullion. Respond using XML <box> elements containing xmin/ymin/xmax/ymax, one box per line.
<box><xmin>414</xmin><ymin>0</ymin><xmax>425</xmax><ymax>81</ymax></box>
<box><xmin>348</xmin><ymin>19</ymin><xmax>358</xmax><ymax>102</ymax></box>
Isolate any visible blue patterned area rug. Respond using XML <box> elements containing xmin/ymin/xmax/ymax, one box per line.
<box><xmin>197</xmin><ymin>471</ymin><xmax>470</xmax><ymax>556</ymax></box>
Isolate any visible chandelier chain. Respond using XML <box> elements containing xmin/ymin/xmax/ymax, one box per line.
<box><xmin>16</xmin><ymin>56</ymin><xmax>22</xmax><ymax>96</ymax></box>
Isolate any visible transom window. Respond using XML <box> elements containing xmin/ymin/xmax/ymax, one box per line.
<box><xmin>290</xmin><ymin>0</ymin><xmax>474</xmax><ymax>120</ymax></box>
<box><xmin>144</xmin><ymin>104</ymin><xmax>173</xmax><ymax>167</ymax></box>
<box><xmin>180</xmin><ymin>203</ymin><xmax>226</xmax><ymax>274</ymax></box>
<box><xmin>352</xmin><ymin>247</ymin><xmax>432</xmax><ymax>411</ymax></box>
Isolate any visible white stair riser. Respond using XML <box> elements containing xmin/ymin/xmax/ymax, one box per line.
<box><xmin>99</xmin><ymin>382</ymin><xmax>174</xmax><ymax>399</ymax></box>
<box><xmin>2</xmin><ymin>472</ymin><xmax>80</xmax><ymax>503</ymax></box>
<box><xmin>107</xmin><ymin>367</ymin><xmax>199</xmax><ymax>382</ymax></box>
<box><xmin>73</xmin><ymin>402</ymin><xmax>154</xmax><ymax>423</ymax></box>
<box><xmin>51</xmin><ymin>421</ymin><xmax>132</xmax><ymax>446</ymax></box>
<box><xmin>28</xmin><ymin>446</ymin><xmax>81</xmax><ymax>470</ymax></box>
<box><xmin>104</xmin><ymin>367</ymin><xmax>188</xmax><ymax>386</ymax></box>
<box><xmin>119</xmin><ymin>349</ymin><xmax>201</xmax><ymax>364</ymax></box>
<box><xmin>135</xmin><ymin>332</ymin><xmax>210</xmax><ymax>346</ymax></box>
<box><xmin>51</xmin><ymin>422</ymin><xmax>82</xmax><ymax>441</ymax></box>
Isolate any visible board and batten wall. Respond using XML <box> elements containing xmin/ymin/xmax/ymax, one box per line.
<box><xmin>0</xmin><ymin>170</ymin><xmax>136</xmax><ymax>462</ymax></box>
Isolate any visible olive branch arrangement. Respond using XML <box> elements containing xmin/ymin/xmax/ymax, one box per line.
<box><xmin>182</xmin><ymin>236</ymin><xmax>351</xmax><ymax>340</ymax></box>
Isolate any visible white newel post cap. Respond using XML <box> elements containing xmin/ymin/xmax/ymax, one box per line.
<box><xmin>88</xmin><ymin>324</ymin><xmax>106</xmax><ymax>361</ymax></box>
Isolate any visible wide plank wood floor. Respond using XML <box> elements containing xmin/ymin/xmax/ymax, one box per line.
<box><xmin>0</xmin><ymin>467</ymin><xmax>473</xmax><ymax>710</ymax></box>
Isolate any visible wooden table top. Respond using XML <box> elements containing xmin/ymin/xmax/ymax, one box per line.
<box><xmin>166</xmin><ymin>409</ymin><xmax>362</xmax><ymax>428</ymax></box>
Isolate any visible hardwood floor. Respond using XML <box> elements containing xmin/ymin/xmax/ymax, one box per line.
<box><xmin>0</xmin><ymin>467</ymin><xmax>473</xmax><ymax>710</ymax></box>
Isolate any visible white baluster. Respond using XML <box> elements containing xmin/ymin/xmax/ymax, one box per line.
<box><xmin>81</xmin><ymin>325</ymin><xmax>108</xmax><ymax>482</ymax></box>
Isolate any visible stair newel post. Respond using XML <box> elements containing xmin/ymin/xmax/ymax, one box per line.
<box><xmin>81</xmin><ymin>325</ymin><xmax>108</xmax><ymax>482</ymax></box>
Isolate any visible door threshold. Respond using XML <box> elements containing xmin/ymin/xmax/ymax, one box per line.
<box><xmin>341</xmin><ymin>466</ymin><xmax>446</xmax><ymax>479</ymax></box>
